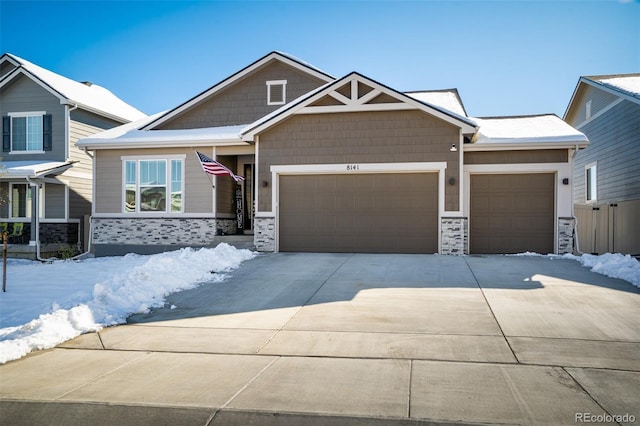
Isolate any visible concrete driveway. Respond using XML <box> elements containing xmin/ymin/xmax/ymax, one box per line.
<box><xmin>1</xmin><ymin>253</ymin><xmax>639</xmax><ymax>425</ymax></box>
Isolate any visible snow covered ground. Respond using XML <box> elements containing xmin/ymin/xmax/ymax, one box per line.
<box><xmin>0</xmin><ymin>244</ymin><xmax>256</xmax><ymax>364</ymax></box>
<box><xmin>0</xmin><ymin>249</ymin><xmax>638</xmax><ymax>365</ymax></box>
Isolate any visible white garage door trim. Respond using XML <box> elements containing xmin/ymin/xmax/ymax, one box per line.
<box><xmin>271</xmin><ymin>162</ymin><xmax>447</xmax><ymax>252</ymax></box>
<box><xmin>464</xmin><ymin>162</ymin><xmax>573</xmax><ymax>254</ymax></box>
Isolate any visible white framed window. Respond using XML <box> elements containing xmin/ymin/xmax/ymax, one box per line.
<box><xmin>122</xmin><ymin>156</ymin><xmax>185</xmax><ymax>213</ymax></box>
<box><xmin>4</xmin><ymin>112</ymin><xmax>51</xmax><ymax>153</ymax></box>
<box><xmin>585</xmin><ymin>100</ymin><xmax>592</xmax><ymax>120</ymax></box>
<box><xmin>585</xmin><ymin>162</ymin><xmax>597</xmax><ymax>202</ymax></box>
<box><xmin>266</xmin><ymin>80</ymin><xmax>287</xmax><ymax>105</ymax></box>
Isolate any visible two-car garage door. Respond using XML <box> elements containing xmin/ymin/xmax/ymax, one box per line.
<box><xmin>278</xmin><ymin>173</ymin><xmax>439</xmax><ymax>253</ymax></box>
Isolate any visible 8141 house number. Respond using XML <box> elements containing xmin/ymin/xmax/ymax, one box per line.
<box><xmin>346</xmin><ymin>164</ymin><xmax>360</xmax><ymax>171</ymax></box>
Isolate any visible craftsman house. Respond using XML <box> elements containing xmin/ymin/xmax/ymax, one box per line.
<box><xmin>0</xmin><ymin>53</ymin><xmax>146</xmax><ymax>258</ymax></box>
<box><xmin>77</xmin><ymin>52</ymin><xmax>588</xmax><ymax>256</ymax></box>
<box><xmin>564</xmin><ymin>74</ymin><xmax>640</xmax><ymax>256</ymax></box>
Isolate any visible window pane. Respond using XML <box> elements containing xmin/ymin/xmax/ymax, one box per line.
<box><xmin>171</xmin><ymin>159</ymin><xmax>182</xmax><ymax>212</ymax></box>
<box><xmin>140</xmin><ymin>160</ymin><xmax>166</xmax><ymax>185</ymax></box>
<box><xmin>140</xmin><ymin>187</ymin><xmax>166</xmax><ymax>211</ymax></box>
<box><xmin>26</xmin><ymin>116</ymin><xmax>42</xmax><ymax>151</ymax></box>
<box><xmin>125</xmin><ymin>161</ymin><xmax>136</xmax><ymax>212</ymax></box>
<box><xmin>12</xmin><ymin>117</ymin><xmax>26</xmax><ymax>151</ymax></box>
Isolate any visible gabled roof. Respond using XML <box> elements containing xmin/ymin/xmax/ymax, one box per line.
<box><xmin>141</xmin><ymin>51</ymin><xmax>335</xmax><ymax>130</ymax></box>
<box><xmin>468</xmin><ymin>114</ymin><xmax>589</xmax><ymax>150</ymax></box>
<box><xmin>0</xmin><ymin>53</ymin><xmax>146</xmax><ymax>123</ymax></box>
<box><xmin>584</xmin><ymin>74</ymin><xmax>640</xmax><ymax>100</ymax></box>
<box><xmin>564</xmin><ymin>73</ymin><xmax>640</xmax><ymax>120</ymax></box>
<box><xmin>405</xmin><ymin>89</ymin><xmax>468</xmax><ymax>117</ymax></box>
<box><xmin>241</xmin><ymin>72</ymin><xmax>478</xmax><ymax>140</ymax></box>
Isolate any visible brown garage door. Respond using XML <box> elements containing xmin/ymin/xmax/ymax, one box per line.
<box><xmin>470</xmin><ymin>173</ymin><xmax>554</xmax><ymax>254</ymax></box>
<box><xmin>279</xmin><ymin>173</ymin><xmax>438</xmax><ymax>253</ymax></box>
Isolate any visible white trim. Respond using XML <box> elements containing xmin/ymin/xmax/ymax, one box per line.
<box><xmin>270</xmin><ymin>162</ymin><xmax>447</xmax><ymax>252</ymax></box>
<box><xmin>91</xmin><ymin>213</ymin><xmax>219</xmax><ymax>219</ymax></box>
<box><xmin>464</xmin><ymin>141</ymin><xmax>588</xmax><ymax>151</ymax></box>
<box><xmin>8</xmin><ymin>111</ymin><xmax>46</xmax><ymax>117</ymax></box>
<box><xmin>270</xmin><ymin>162</ymin><xmax>446</xmax><ymax>175</ymax></box>
<box><xmin>299</xmin><ymin>103</ymin><xmax>416</xmax><ymax>114</ymax></box>
<box><xmin>120</xmin><ymin>154</ymin><xmax>186</xmax><ymax>161</ymax></box>
<box><xmin>267</xmin><ymin>80</ymin><xmax>287</xmax><ymax>105</ymax></box>
<box><xmin>585</xmin><ymin>162</ymin><xmax>597</xmax><ymax>203</ymax></box>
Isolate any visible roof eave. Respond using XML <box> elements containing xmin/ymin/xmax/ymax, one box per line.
<box><xmin>464</xmin><ymin>139</ymin><xmax>589</xmax><ymax>151</ymax></box>
<box><xmin>76</xmin><ymin>138</ymin><xmax>248</xmax><ymax>150</ymax></box>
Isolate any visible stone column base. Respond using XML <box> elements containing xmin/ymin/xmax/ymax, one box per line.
<box><xmin>441</xmin><ymin>217</ymin><xmax>468</xmax><ymax>255</ymax></box>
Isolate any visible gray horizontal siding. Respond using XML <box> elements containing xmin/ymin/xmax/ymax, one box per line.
<box><xmin>573</xmin><ymin>100</ymin><xmax>640</xmax><ymax>204</ymax></box>
<box><xmin>0</xmin><ymin>74</ymin><xmax>66</xmax><ymax>162</ymax></box>
<box><xmin>566</xmin><ymin>84</ymin><xmax>619</xmax><ymax>125</ymax></box>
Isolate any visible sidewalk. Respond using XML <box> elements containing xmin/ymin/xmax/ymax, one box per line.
<box><xmin>1</xmin><ymin>253</ymin><xmax>639</xmax><ymax>425</ymax></box>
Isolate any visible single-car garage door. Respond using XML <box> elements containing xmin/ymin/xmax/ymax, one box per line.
<box><xmin>470</xmin><ymin>173</ymin><xmax>555</xmax><ymax>254</ymax></box>
<box><xmin>279</xmin><ymin>173</ymin><xmax>438</xmax><ymax>253</ymax></box>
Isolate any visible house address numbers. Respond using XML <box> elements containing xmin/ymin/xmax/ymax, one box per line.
<box><xmin>346</xmin><ymin>164</ymin><xmax>360</xmax><ymax>171</ymax></box>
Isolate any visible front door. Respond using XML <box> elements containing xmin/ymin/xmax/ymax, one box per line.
<box><xmin>243</xmin><ymin>163</ymin><xmax>254</xmax><ymax>231</ymax></box>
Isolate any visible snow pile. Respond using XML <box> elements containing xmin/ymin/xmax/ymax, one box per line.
<box><xmin>0</xmin><ymin>244</ymin><xmax>255</xmax><ymax>364</ymax></box>
<box><xmin>563</xmin><ymin>252</ymin><xmax>640</xmax><ymax>288</ymax></box>
<box><xmin>512</xmin><ymin>251</ymin><xmax>640</xmax><ymax>288</ymax></box>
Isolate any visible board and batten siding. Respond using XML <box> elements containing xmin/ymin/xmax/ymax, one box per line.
<box><xmin>94</xmin><ymin>148</ymin><xmax>215</xmax><ymax>214</ymax></box>
<box><xmin>572</xmin><ymin>100</ymin><xmax>640</xmax><ymax>204</ymax></box>
<box><xmin>157</xmin><ymin>60</ymin><xmax>327</xmax><ymax>130</ymax></box>
<box><xmin>0</xmin><ymin>74</ymin><xmax>66</xmax><ymax>162</ymax></box>
<box><xmin>257</xmin><ymin>109</ymin><xmax>461</xmax><ymax>212</ymax></box>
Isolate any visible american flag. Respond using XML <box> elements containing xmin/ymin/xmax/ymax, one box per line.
<box><xmin>196</xmin><ymin>151</ymin><xmax>245</xmax><ymax>182</ymax></box>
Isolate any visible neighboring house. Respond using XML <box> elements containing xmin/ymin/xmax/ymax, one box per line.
<box><xmin>0</xmin><ymin>53</ymin><xmax>146</xmax><ymax>258</ymax></box>
<box><xmin>564</xmin><ymin>74</ymin><xmax>640</xmax><ymax>256</ymax></box>
<box><xmin>78</xmin><ymin>51</ymin><xmax>588</xmax><ymax>257</ymax></box>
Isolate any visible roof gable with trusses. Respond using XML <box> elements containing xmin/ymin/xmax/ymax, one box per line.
<box><xmin>242</xmin><ymin>72</ymin><xmax>477</xmax><ymax>141</ymax></box>
<box><xmin>143</xmin><ymin>51</ymin><xmax>334</xmax><ymax>130</ymax></box>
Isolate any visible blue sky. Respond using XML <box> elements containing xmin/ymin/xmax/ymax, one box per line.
<box><xmin>1</xmin><ymin>0</ymin><xmax>638</xmax><ymax>118</ymax></box>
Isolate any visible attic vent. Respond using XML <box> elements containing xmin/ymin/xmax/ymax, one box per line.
<box><xmin>81</xmin><ymin>81</ymin><xmax>93</xmax><ymax>86</ymax></box>
<box><xmin>267</xmin><ymin>80</ymin><xmax>286</xmax><ymax>105</ymax></box>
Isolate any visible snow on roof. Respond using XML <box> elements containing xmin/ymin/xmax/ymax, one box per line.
<box><xmin>3</xmin><ymin>53</ymin><xmax>146</xmax><ymax>122</ymax></box>
<box><xmin>471</xmin><ymin>114</ymin><xmax>589</xmax><ymax>146</ymax></box>
<box><xmin>405</xmin><ymin>90</ymin><xmax>467</xmax><ymax>117</ymax></box>
<box><xmin>1</xmin><ymin>161</ymin><xmax>74</xmax><ymax>178</ymax></box>
<box><xmin>274</xmin><ymin>51</ymin><xmax>334</xmax><ymax>80</ymax></box>
<box><xmin>77</xmin><ymin>122</ymin><xmax>246</xmax><ymax>149</ymax></box>
<box><xmin>589</xmin><ymin>74</ymin><xmax>640</xmax><ymax>99</ymax></box>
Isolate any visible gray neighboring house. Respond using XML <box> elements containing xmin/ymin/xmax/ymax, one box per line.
<box><xmin>0</xmin><ymin>53</ymin><xmax>146</xmax><ymax>258</ymax></box>
<box><xmin>78</xmin><ymin>51</ymin><xmax>588</xmax><ymax>257</ymax></box>
<box><xmin>564</xmin><ymin>74</ymin><xmax>640</xmax><ymax>256</ymax></box>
